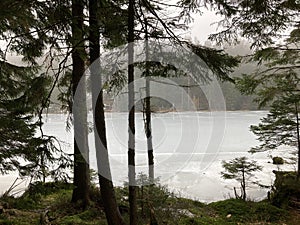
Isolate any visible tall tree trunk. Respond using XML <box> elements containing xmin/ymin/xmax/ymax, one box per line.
<box><xmin>295</xmin><ymin>103</ymin><xmax>300</xmax><ymax>177</ymax></box>
<box><xmin>144</xmin><ymin>19</ymin><xmax>154</xmax><ymax>181</ymax></box>
<box><xmin>71</xmin><ymin>0</ymin><xmax>90</xmax><ymax>207</ymax></box>
<box><xmin>128</xmin><ymin>0</ymin><xmax>137</xmax><ymax>224</ymax></box>
<box><xmin>89</xmin><ymin>0</ymin><xmax>125</xmax><ymax>224</ymax></box>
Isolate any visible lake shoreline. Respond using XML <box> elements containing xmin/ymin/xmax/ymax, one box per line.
<box><xmin>2</xmin><ymin>111</ymin><xmax>295</xmax><ymax>203</ymax></box>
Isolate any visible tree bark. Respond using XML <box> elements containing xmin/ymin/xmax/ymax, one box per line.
<box><xmin>295</xmin><ymin>103</ymin><xmax>300</xmax><ymax>177</ymax></box>
<box><xmin>144</xmin><ymin>19</ymin><xmax>154</xmax><ymax>181</ymax></box>
<box><xmin>241</xmin><ymin>168</ymin><xmax>246</xmax><ymax>201</ymax></box>
<box><xmin>71</xmin><ymin>0</ymin><xmax>90</xmax><ymax>207</ymax></box>
<box><xmin>128</xmin><ymin>0</ymin><xmax>138</xmax><ymax>224</ymax></box>
<box><xmin>89</xmin><ymin>0</ymin><xmax>125</xmax><ymax>224</ymax></box>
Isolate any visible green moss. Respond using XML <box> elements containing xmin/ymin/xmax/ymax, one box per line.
<box><xmin>0</xmin><ymin>220</ymin><xmax>14</xmax><ymax>225</ymax></box>
<box><xmin>0</xmin><ymin>214</ymin><xmax>12</xmax><ymax>225</ymax></box>
<box><xmin>0</xmin><ymin>210</ymin><xmax>40</xmax><ymax>225</ymax></box>
<box><xmin>53</xmin><ymin>208</ymin><xmax>107</xmax><ymax>225</ymax></box>
<box><xmin>178</xmin><ymin>217</ymin><xmax>236</xmax><ymax>225</ymax></box>
<box><xmin>209</xmin><ymin>199</ymin><xmax>287</xmax><ymax>223</ymax></box>
<box><xmin>0</xmin><ymin>181</ymin><xmax>295</xmax><ymax>225</ymax></box>
<box><xmin>1</xmin><ymin>195</ymin><xmax>38</xmax><ymax>210</ymax></box>
<box><xmin>272</xmin><ymin>171</ymin><xmax>300</xmax><ymax>208</ymax></box>
<box><xmin>272</xmin><ymin>156</ymin><xmax>284</xmax><ymax>165</ymax></box>
<box><xmin>0</xmin><ymin>182</ymin><xmax>73</xmax><ymax>211</ymax></box>
<box><xmin>57</xmin><ymin>215</ymin><xmax>94</xmax><ymax>225</ymax></box>
<box><xmin>77</xmin><ymin>209</ymin><xmax>100</xmax><ymax>220</ymax></box>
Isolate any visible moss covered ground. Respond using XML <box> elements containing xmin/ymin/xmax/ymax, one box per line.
<box><xmin>0</xmin><ymin>181</ymin><xmax>299</xmax><ymax>225</ymax></box>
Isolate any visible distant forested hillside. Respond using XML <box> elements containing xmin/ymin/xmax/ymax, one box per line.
<box><xmin>45</xmin><ymin>41</ymin><xmax>260</xmax><ymax>113</ymax></box>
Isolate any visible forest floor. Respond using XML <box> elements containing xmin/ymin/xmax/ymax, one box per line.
<box><xmin>0</xmin><ymin>181</ymin><xmax>299</xmax><ymax>225</ymax></box>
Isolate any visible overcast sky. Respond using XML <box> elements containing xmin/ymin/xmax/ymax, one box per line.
<box><xmin>190</xmin><ymin>10</ymin><xmax>222</xmax><ymax>44</ymax></box>
<box><xmin>2</xmin><ymin>7</ymin><xmax>222</xmax><ymax>64</ymax></box>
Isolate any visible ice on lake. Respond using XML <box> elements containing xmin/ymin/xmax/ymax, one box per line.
<box><xmin>1</xmin><ymin>111</ymin><xmax>295</xmax><ymax>202</ymax></box>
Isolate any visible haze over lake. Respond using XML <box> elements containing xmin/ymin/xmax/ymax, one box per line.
<box><xmin>1</xmin><ymin>111</ymin><xmax>294</xmax><ymax>202</ymax></box>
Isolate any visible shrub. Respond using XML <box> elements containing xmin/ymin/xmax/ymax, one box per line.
<box><xmin>272</xmin><ymin>157</ymin><xmax>284</xmax><ymax>165</ymax></box>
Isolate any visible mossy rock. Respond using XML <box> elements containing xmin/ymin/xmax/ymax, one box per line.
<box><xmin>272</xmin><ymin>171</ymin><xmax>300</xmax><ymax>208</ymax></box>
<box><xmin>272</xmin><ymin>157</ymin><xmax>284</xmax><ymax>165</ymax></box>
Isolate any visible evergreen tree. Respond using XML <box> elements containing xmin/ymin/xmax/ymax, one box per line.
<box><xmin>206</xmin><ymin>0</ymin><xmax>300</xmax><ymax>175</ymax></box>
<box><xmin>0</xmin><ymin>0</ymin><xmax>71</xmax><ymax>181</ymax></box>
<box><xmin>0</xmin><ymin>63</ymin><xmax>47</xmax><ymax>175</ymax></box>
<box><xmin>206</xmin><ymin>0</ymin><xmax>300</xmax><ymax>48</ymax></box>
<box><xmin>249</xmin><ymin>75</ymin><xmax>300</xmax><ymax>175</ymax></box>
<box><xmin>143</xmin><ymin>18</ymin><xmax>154</xmax><ymax>181</ymax></box>
<box><xmin>222</xmin><ymin>157</ymin><xmax>262</xmax><ymax>201</ymax></box>
<box><xmin>128</xmin><ymin>0</ymin><xmax>138</xmax><ymax>224</ymax></box>
<box><xmin>89</xmin><ymin>0</ymin><xmax>125</xmax><ymax>223</ymax></box>
<box><xmin>70</xmin><ymin>0</ymin><xmax>90</xmax><ymax>207</ymax></box>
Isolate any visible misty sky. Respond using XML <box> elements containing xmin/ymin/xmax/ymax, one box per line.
<box><xmin>1</xmin><ymin>7</ymin><xmax>222</xmax><ymax>64</ymax></box>
<box><xmin>191</xmin><ymin>10</ymin><xmax>221</xmax><ymax>44</ymax></box>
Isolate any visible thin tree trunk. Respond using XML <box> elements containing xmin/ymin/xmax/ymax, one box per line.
<box><xmin>40</xmin><ymin>149</ymin><xmax>46</xmax><ymax>183</ymax></box>
<box><xmin>89</xmin><ymin>0</ymin><xmax>125</xmax><ymax>224</ymax></box>
<box><xmin>144</xmin><ymin>19</ymin><xmax>154</xmax><ymax>182</ymax></box>
<box><xmin>295</xmin><ymin>103</ymin><xmax>300</xmax><ymax>177</ymax></box>
<box><xmin>242</xmin><ymin>168</ymin><xmax>246</xmax><ymax>201</ymax></box>
<box><xmin>128</xmin><ymin>0</ymin><xmax>137</xmax><ymax>224</ymax></box>
<box><xmin>71</xmin><ymin>0</ymin><xmax>90</xmax><ymax>207</ymax></box>
<box><xmin>143</xmin><ymin>18</ymin><xmax>155</xmax><ymax>225</ymax></box>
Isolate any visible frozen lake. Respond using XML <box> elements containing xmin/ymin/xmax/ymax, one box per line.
<box><xmin>1</xmin><ymin>111</ymin><xmax>294</xmax><ymax>202</ymax></box>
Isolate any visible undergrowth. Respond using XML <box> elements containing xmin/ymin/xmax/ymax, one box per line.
<box><xmin>0</xmin><ymin>175</ymin><xmax>296</xmax><ymax>225</ymax></box>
